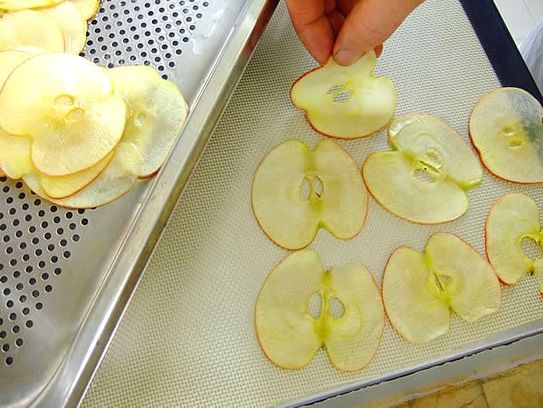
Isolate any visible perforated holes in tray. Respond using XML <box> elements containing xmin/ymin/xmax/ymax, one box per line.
<box><xmin>0</xmin><ymin>177</ymin><xmax>90</xmax><ymax>367</ymax></box>
<box><xmin>81</xmin><ymin>0</ymin><xmax>209</xmax><ymax>79</ymax></box>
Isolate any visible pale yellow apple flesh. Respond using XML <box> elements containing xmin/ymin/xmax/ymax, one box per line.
<box><xmin>290</xmin><ymin>51</ymin><xmax>396</xmax><ymax>139</ymax></box>
<box><xmin>0</xmin><ymin>49</ymin><xmax>33</xmax><ymax>86</ymax></box>
<box><xmin>486</xmin><ymin>193</ymin><xmax>543</xmax><ymax>295</ymax></box>
<box><xmin>255</xmin><ymin>249</ymin><xmax>384</xmax><ymax>371</ymax></box>
<box><xmin>0</xmin><ymin>0</ymin><xmax>64</xmax><ymax>11</ymax></box>
<box><xmin>24</xmin><ymin>142</ymin><xmax>143</xmax><ymax>208</ymax></box>
<box><xmin>363</xmin><ymin>114</ymin><xmax>483</xmax><ymax>224</ymax></box>
<box><xmin>469</xmin><ymin>87</ymin><xmax>543</xmax><ymax>183</ymax></box>
<box><xmin>0</xmin><ymin>52</ymin><xmax>126</xmax><ymax>176</ymax></box>
<box><xmin>0</xmin><ymin>132</ymin><xmax>32</xmax><ymax>179</ymax></box>
<box><xmin>383</xmin><ymin>232</ymin><xmax>501</xmax><ymax>343</ymax></box>
<box><xmin>108</xmin><ymin>65</ymin><xmax>189</xmax><ymax>178</ymax></box>
<box><xmin>0</xmin><ymin>10</ymin><xmax>65</xmax><ymax>52</ymax></box>
<box><xmin>252</xmin><ymin>139</ymin><xmax>368</xmax><ymax>250</ymax></box>
<box><xmin>69</xmin><ymin>0</ymin><xmax>99</xmax><ymax>20</ymax></box>
<box><xmin>40</xmin><ymin>1</ymin><xmax>87</xmax><ymax>55</ymax></box>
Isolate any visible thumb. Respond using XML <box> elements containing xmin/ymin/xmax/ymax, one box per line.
<box><xmin>333</xmin><ymin>0</ymin><xmax>424</xmax><ymax>66</ymax></box>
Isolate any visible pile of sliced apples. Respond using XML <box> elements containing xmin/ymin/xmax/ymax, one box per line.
<box><xmin>363</xmin><ymin>114</ymin><xmax>483</xmax><ymax>224</ymax></box>
<box><xmin>0</xmin><ymin>0</ymin><xmax>99</xmax><ymax>55</ymax></box>
<box><xmin>469</xmin><ymin>87</ymin><xmax>543</xmax><ymax>183</ymax></box>
<box><xmin>255</xmin><ymin>249</ymin><xmax>385</xmax><ymax>371</ymax></box>
<box><xmin>252</xmin><ymin>139</ymin><xmax>368</xmax><ymax>249</ymax></box>
<box><xmin>0</xmin><ymin>52</ymin><xmax>188</xmax><ymax>208</ymax></box>
<box><xmin>382</xmin><ymin>232</ymin><xmax>502</xmax><ymax>343</ymax></box>
<box><xmin>290</xmin><ymin>51</ymin><xmax>396</xmax><ymax>139</ymax></box>
<box><xmin>486</xmin><ymin>193</ymin><xmax>543</xmax><ymax>296</ymax></box>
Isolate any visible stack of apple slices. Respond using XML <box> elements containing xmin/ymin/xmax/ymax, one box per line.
<box><xmin>0</xmin><ymin>0</ymin><xmax>98</xmax><ymax>54</ymax></box>
<box><xmin>255</xmin><ymin>250</ymin><xmax>385</xmax><ymax>371</ymax></box>
<box><xmin>0</xmin><ymin>52</ymin><xmax>188</xmax><ymax>208</ymax></box>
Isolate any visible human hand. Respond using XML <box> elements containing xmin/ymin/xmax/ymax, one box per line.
<box><xmin>285</xmin><ymin>0</ymin><xmax>425</xmax><ymax>66</ymax></box>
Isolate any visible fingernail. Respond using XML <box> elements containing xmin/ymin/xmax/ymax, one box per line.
<box><xmin>334</xmin><ymin>49</ymin><xmax>362</xmax><ymax>66</ymax></box>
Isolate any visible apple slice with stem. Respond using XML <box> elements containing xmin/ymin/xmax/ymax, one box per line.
<box><xmin>486</xmin><ymin>193</ymin><xmax>543</xmax><ymax>295</ymax></box>
<box><xmin>69</xmin><ymin>0</ymin><xmax>99</xmax><ymax>20</ymax></box>
<box><xmin>255</xmin><ymin>249</ymin><xmax>384</xmax><ymax>371</ymax></box>
<box><xmin>469</xmin><ymin>87</ymin><xmax>543</xmax><ymax>183</ymax></box>
<box><xmin>290</xmin><ymin>51</ymin><xmax>396</xmax><ymax>139</ymax></box>
<box><xmin>252</xmin><ymin>139</ymin><xmax>368</xmax><ymax>250</ymax></box>
<box><xmin>23</xmin><ymin>142</ymin><xmax>143</xmax><ymax>208</ymax></box>
<box><xmin>0</xmin><ymin>10</ymin><xmax>65</xmax><ymax>52</ymax></box>
<box><xmin>108</xmin><ymin>65</ymin><xmax>189</xmax><ymax>178</ymax></box>
<box><xmin>363</xmin><ymin>114</ymin><xmax>483</xmax><ymax>224</ymax></box>
<box><xmin>0</xmin><ymin>0</ymin><xmax>64</xmax><ymax>11</ymax></box>
<box><xmin>0</xmin><ymin>52</ymin><xmax>126</xmax><ymax>176</ymax></box>
<box><xmin>40</xmin><ymin>1</ymin><xmax>87</xmax><ymax>55</ymax></box>
<box><xmin>383</xmin><ymin>232</ymin><xmax>501</xmax><ymax>343</ymax></box>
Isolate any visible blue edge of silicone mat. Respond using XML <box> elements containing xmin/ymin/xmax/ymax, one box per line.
<box><xmin>461</xmin><ymin>0</ymin><xmax>543</xmax><ymax>104</ymax></box>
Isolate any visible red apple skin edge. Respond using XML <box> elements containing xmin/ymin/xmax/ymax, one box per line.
<box><xmin>250</xmin><ymin>142</ymin><xmax>369</xmax><ymax>251</ymax></box>
<box><xmin>484</xmin><ymin>195</ymin><xmax>526</xmax><ymax>287</ymax></box>
<box><xmin>467</xmin><ymin>90</ymin><xmax>542</xmax><ymax>185</ymax></box>
<box><xmin>289</xmin><ymin>59</ymin><xmax>391</xmax><ymax>140</ymax></box>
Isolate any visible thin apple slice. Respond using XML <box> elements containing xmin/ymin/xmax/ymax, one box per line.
<box><xmin>69</xmin><ymin>0</ymin><xmax>99</xmax><ymax>20</ymax></box>
<box><xmin>0</xmin><ymin>131</ymin><xmax>32</xmax><ymax>179</ymax></box>
<box><xmin>0</xmin><ymin>10</ymin><xmax>65</xmax><ymax>52</ymax></box>
<box><xmin>252</xmin><ymin>139</ymin><xmax>368</xmax><ymax>250</ymax></box>
<box><xmin>0</xmin><ymin>49</ymin><xmax>33</xmax><ymax>87</ymax></box>
<box><xmin>0</xmin><ymin>0</ymin><xmax>64</xmax><ymax>11</ymax></box>
<box><xmin>0</xmin><ymin>52</ymin><xmax>126</xmax><ymax>176</ymax></box>
<box><xmin>40</xmin><ymin>1</ymin><xmax>87</xmax><ymax>55</ymax></box>
<box><xmin>290</xmin><ymin>51</ymin><xmax>396</xmax><ymax>139</ymax></box>
<box><xmin>363</xmin><ymin>114</ymin><xmax>483</xmax><ymax>224</ymax></box>
<box><xmin>383</xmin><ymin>233</ymin><xmax>501</xmax><ymax>343</ymax></box>
<box><xmin>36</xmin><ymin>150</ymin><xmax>114</xmax><ymax>198</ymax></box>
<box><xmin>255</xmin><ymin>249</ymin><xmax>384</xmax><ymax>371</ymax></box>
<box><xmin>108</xmin><ymin>65</ymin><xmax>189</xmax><ymax>178</ymax></box>
<box><xmin>23</xmin><ymin>142</ymin><xmax>143</xmax><ymax>208</ymax></box>
<box><xmin>486</xmin><ymin>193</ymin><xmax>543</xmax><ymax>295</ymax></box>
<box><xmin>469</xmin><ymin>87</ymin><xmax>543</xmax><ymax>183</ymax></box>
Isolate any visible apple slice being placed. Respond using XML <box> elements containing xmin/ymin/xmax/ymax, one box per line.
<box><xmin>469</xmin><ymin>87</ymin><xmax>543</xmax><ymax>183</ymax></box>
<box><xmin>255</xmin><ymin>249</ymin><xmax>384</xmax><ymax>371</ymax></box>
<box><xmin>0</xmin><ymin>52</ymin><xmax>126</xmax><ymax>176</ymax></box>
<box><xmin>363</xmin><ymin>114</ymin><xmax>483</xmax><ymax>224</ymax></box>
<box><xmin>108</xmin><ymin>65</ymin><xmax>189</xmax><ymax>178</ymax></box>
<box><xmin>486</xmin><ymin>193</ymin><xmax>543</xmax><ymax>295</ymax></box>
<box><xmin>40</xmin><ymin>1</ymin><xmax>87</xmax><ymax>55</ymax></box>
<box><xmin>24</xmin><ymin>142</ymin><xmax>143</xmax><ymax>208</ymax></box>
<box><xmin>383</xmin><ymin>232</ymin><xmax>501</xmax><ymax>343</ymax></box>
<box><xmin>252</xmin><ymin>139</ymin><xmax>368</xmax><ymax>250</ymax></box>
<box><xmin>290</xmin><ymin>51</ymin><xmax>396</xmax><ymax>139</ymax></box>
<box><xmin>0</xmin><ymin>10</ymin><xmax>65</xmax><ymax>52</ymax></box>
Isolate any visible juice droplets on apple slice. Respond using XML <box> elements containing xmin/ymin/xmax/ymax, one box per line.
<box><xmin>255</xmin><ymin>249</ymin><xmax>384</xmax><ymax>371</ymax></box>
<box><xmin>252</xmin><ymin>139</ymin><xmax>367</xmax><ymax>250</ymax></box>
<box><xmin>486</xmin><ymin>192</ymin><xmax>543</xmax><ymax>295</ymax></box>
<box><xmin>290</xmin><ymin>50</ymin><xmax>396</xmax><ymax>139</ymax></box>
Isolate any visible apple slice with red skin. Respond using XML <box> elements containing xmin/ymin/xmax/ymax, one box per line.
<box><xmin>255</xmin><ymin>249</ymin><xmax>385</xmax><ymax>371</ymax></box>
<box><xmin>363</xmin><ymin>114</ymin><xmax>483</xmax><ymax>224</ymax></box>
<box><xmin>252</xmin><ymin>139</ymin><xmax>368</xmax><ymax>250</ymax></box>
<box><xmin>290</xmin><ymin>51</ymin><xmax>396</xmax><ymax>139</ymax></box>
<box><xmin>108</xmin><ymin>65</ymin><xmax>189</xmax><ymax>179</ymax></box>
<box><xmin>469</xmin><ymin>87</ymin><xmax>543</xmax><ymax>183</ymax></box>
<box><xmin>486</xmin><ymin>193</ymin><xmax>543</xmax><ymax>295</ymax></box>
<box><xmin>383</xmin><ymin>232</ymin><xmax>501</xmax><ymax>343</ymax></box>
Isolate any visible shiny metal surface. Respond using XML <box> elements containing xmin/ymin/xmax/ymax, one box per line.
<box><xmin>0</xmin><ymin>0</ymin><xmax>277</xmax><ymax>406</ymax></box>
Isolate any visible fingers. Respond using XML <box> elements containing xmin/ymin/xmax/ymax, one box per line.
<box><xmin>333</xmin><ymin>0</ymin><xmax>425</xmax><ymax>65</ymax></box>
<box><xmin>285</xmin><ymin>0</ymin><xmax>336</xmax><ymax>65</ymax></box>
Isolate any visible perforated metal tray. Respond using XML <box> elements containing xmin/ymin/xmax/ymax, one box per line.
<box><xmin>0</xmin><ymin>0</ymin><xmax>277</xmax><ymax>406</ymax></box>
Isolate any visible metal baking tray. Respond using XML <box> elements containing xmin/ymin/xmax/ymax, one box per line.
<box><xmin>78</xmin><ymin>0</ymin><xmax>543</xmax><ymax>406</ymax></box>
<box><xmin>0</xmin><ymin>0</ymin><xmax>277</xmax><ymax>406</ymax></box>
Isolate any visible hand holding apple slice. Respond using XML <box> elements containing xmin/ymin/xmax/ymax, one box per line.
<box><xmin>383</xmin><ymin>233</ymin><xmax>501</xmax><ymax>343</ymax></box>
<box><xmin>252</xmin><ymin>139</ymin><xmax>368</xmax><ymax>250</ymax></box>
<box><xmin>363</xmin><ymin>114</ymin><xmax>483</xmax><ymax>224</ymax></box>
<box><xmin>469</xmin><ymin>87</ymin><xmax>543</xmax><ymax>183</ymax></box>
<box><xmin>255</xmin><ymin>249</ymin><xmax>384</xmax><ymax>371</ymax></box>
<box><xmin>290</xmin><ymin>51</ymin><xmax>396</xmax><ymax>139</ymax></box>
<box><xmin>486</xmin><ymin>193</ymin><xmax>543</xmax><ymax>295</ymax></box>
